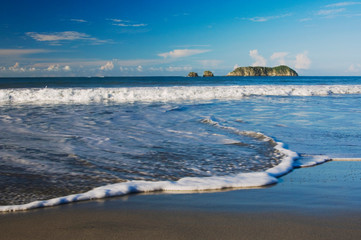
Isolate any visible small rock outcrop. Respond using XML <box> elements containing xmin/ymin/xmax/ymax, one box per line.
<box><xmin>187</xmin><ymin>72</ymin><xmax>199</xmax><ymax>77</ymax></box>
<box><xmin>203</xmin><ymin>71</ymin><xmax>214</xmax><ymax>77</ymax></box>
<box><xmin>227</xmin><ymin>65</ymin><xmax>298</xmax><ymax>77</ymax></box>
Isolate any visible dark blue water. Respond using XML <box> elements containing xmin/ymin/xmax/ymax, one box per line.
<box><xmin>1</xmin><ymin>76</ymin><xmax>361</xmax><ymax>89</ymax></box>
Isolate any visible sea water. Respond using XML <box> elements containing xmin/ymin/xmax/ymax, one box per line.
<box><xmin>0</xmin><ymin>76</ymin><xmax>360</xmax><ymax>211</ymax></box>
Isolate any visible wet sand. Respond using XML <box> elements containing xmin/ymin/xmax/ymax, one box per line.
<box><xmin>0</xmin><ymin>161</ymin><xmax>360</xmax><ymax>240</ymax></box>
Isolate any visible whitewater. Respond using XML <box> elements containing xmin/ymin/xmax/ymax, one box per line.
<box><xmin>1</xmin><ymin>76</ymin><xmax>360</xmax><ymax>212</ymax></box>
<box><xmin>1</xmin><ymin>85</ymin><xmax>361</xmax><ymax>105</ymax></box>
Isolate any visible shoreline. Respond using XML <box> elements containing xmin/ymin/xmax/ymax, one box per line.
<box><xmin>0</xmin><ymin>161</ymin><xmax>360</xmax><ymax>239</ymax></box>
<box><xmin>0</xmin><ymin>135</ymin><xmax>300</xmax><ymax>213</ymax></box>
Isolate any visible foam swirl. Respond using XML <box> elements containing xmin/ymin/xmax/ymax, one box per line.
<box><xmin>0</xmin><ymin>129</ymin><xmax>328</xmax><ymax>212</ymax></box>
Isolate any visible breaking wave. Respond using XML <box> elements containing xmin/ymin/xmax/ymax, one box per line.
<box><xmin>1</xmin><ymin>85</ymin><xmax>361</xmax><ymax>105</ymax></box>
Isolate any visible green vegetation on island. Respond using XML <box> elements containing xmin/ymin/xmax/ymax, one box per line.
<box><xmin>187</xmin><ymin>66</ymin><xmax>297</xmax><ymax>77</ymax></box>
<box><xmin>187</xmin><ymin>72</ymin><xmax>199</xmax><ymax>77</ymax></box>
<box><xmin>187</xmin><ymin>71</ymin><xmax>214</xmax><ymax>77</ymax></box>
<box><xmin>227</xmin><ymin>65</ymin><xmax>298</xmax><ymax>77</ymax></box>
<box><xmin>203</xmin><ymin>71</ymin><xmax>214</xmax><ymax>77</ymax></box>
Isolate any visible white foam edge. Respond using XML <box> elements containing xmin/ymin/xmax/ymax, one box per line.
<box><xmin>0</xmin><ymin>140</ymin><xmax>328</xmax><ymax>212</ymax></box>
<box><xmin>0</xmin><ymin>172</ymin><xmax>276</xmax><ymax>212</ymax></box>
<box><xmin>293</xmin><ymin>155</ymin><xmax>330</xmax><ymax>168</ymax></box>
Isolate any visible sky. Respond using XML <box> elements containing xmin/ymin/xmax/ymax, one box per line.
<box><xmin>1</xmin><ymin>0</ymin><xmax>361</xmax><ymax>77</ymax></box>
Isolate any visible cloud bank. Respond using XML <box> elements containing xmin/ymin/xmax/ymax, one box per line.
<box><xmin>26</xmin><ymin>31</ymin><xmax>107</xmax><ymax>44</ymax></box>
<box><xmin>158</xmin><ymin>49</ymin><xmax>210</xmax><ymax>58</ymax></box>
<box><xmin>244</xmin><ymin>50</ymin><xmax>311</xmax><ymax>70</ymax></box>
<box><xmin>0</xmin><ymin>49</ymin><xmax>50</xmax><ymax>56</ymax></box>
<box><xmin>241</xmin><ymin>13</ymin><xmax>292</xmax><ymax>22</ymax></box>
<box><xmin>100</xmin><ymin>61</ymin><xmax>114</xmax><ymax>71</ymax></box>
<box><xmin>326</xmin><ymin>1</ymin><xmax>361</xmax><ymax>8</ymax></box>
<box><xmin>317</xmin><ymin>8</ymin><xmax>346</xmax><ymax>15</ymax></box>
<box><xmin>109</xmin><ymin>19</ymin><xmax>147</xmax><ymax>27</ymax></box>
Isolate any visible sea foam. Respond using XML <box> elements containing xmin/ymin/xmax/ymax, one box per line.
<box><xmin>1</xmin><ymin>85</ymin><xmax>361</xmax><ymax>105</ymax></box>
<box><xmin>0</xmin><ymin>132</ymin><xmax>328</xmax><ymax>212</ymax></box>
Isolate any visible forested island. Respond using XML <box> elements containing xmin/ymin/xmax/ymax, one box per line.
<box><xmin>187</xmin><ymin>65</ymin><xmax>298</xmax><ymax>77</ymax></box>
<box><xmin>227</xmin><ymin>65</ymin><xmax>298</xmax><ymax>76</ymax></box>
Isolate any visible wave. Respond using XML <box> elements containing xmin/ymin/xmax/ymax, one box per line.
<box><xmin>0</xmin><ymin>129</ymin><xmax>328</xmax><ymax>212</ymax></box>
<box><xmin>1</xmin><ymin>85</ymin><xmax>361</xmax><ymax>105</ymax></box>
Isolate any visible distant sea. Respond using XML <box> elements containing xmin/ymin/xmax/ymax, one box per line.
<box><xmin>1</xmin><ymin>76</ymin><xmax>361</xmax><ymax>211</ymax></box>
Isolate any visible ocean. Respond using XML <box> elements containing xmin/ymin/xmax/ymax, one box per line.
<box><xmin>1</xmin><ymin>76</ymin><xmax>361</xmax><ymax>212</ymax></box>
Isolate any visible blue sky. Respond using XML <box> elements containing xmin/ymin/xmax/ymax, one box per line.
<box><xmin>1</xmin><ymin>0</ymin><xmax>361</xmax><ymax>77</ymax></box>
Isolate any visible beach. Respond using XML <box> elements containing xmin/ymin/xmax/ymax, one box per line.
<box><xmin>1</xmin><ymin>161</ymin><xmax>360</xmax><ymax>240</ymax></box>
<box><xmin>1</xmin><ymin>76</ymin><xmax>361</xmax><ymax>239</ymax></box>
<box><xmin>2</xmin><ymin>0</ymin><xmax>361</xmax><ymax>238</ymax></box>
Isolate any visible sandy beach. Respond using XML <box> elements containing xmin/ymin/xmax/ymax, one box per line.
<box><xmin>0</xmin><ymin>161</ymin><xmax>360</xmax><ymax>240</ymax></box>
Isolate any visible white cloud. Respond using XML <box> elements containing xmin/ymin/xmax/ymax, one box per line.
<box><xmin>47</xmin><ymin>64</ymin><xmax>60</xmax><ymax>71</ymax></box>
<box><xmin>1</xmin><ymin>63</ymin><xmax>39</xmax><ymax>72</ymax></box>
<box><xmin>45</xmin><ymin>64</ymin><xmax>71</xmax><ymax>72</ymax></box>
<box><xmin>249</xmin><ymin>49</ymin><xmax>267</xmax><ymax>66</ymax></box>
<box><xmin>70</xmin><ymin>19</ymin><xmax>87</xmax><ymax>23</ymax></box>
<box><xmin>27</xmin><ymin>31</ymin><xmax>90</xmax><ymax>41</ymax></box>
<box><xmin>158</xmin><ymin>49</ymin><xmax>210</xmax><ymax>58</ymax></box>
<box><xmin>9</xmin><ymin>62</ymin><xmax>19</xmax><ymax>70</ymax></box>
<box><xmin>136</xmin><ymin>65</ymin><xmax>143</xmax><ymax>72</ymax></box>
<box><xmin>247</xmin><ymin>50</ymin><xmax>310</xmax><ymax>69</ymax></box>
<box><xmin>110</xmin><ymin>19</ymin><xmax>124</xmax><ymax>22</ymax></box>
<box><xmin>113</xmin><ymin>23</ymin><xmax>147</xmax><ymax>27</ymax></box>
<box><xmin>149</xmin><ymin>67</ymin><xmax>164</xmax><ymax>71</ymax></box>
<box><xmin>270</xmin><ymin>52</ymin><xmax>289</xmax><ymax>65</ymax></box>
<box><xmin>109</xmin><ymin>19</ymin><xmax>147</xmax><ymax>27</ymax></box>
<box><xmin>100</xmin><ymin>61</ymin><xmax>114</xmax><ymax>71</ymax></box>
<box><xmin>233</xmin><ymin>64</ymin><xmax>240</xmax><ymax>70</ymax></box>
<box><xmin>294</xmin><ymin>52</ymin><xmax>311</xmax><ymax>69</ymax></box>
<box><xmin>26</xmin><ymin>31</ymin><xmax>107</xmax><ymax>44</ymax></box>
<box><xmin>63</xmin><ymin>65</ymin><xmax>71</xmax><ymax>71</ymax></box>
<box><xmin>29</xmin><ymin>59</ymin><xmax>164</xmax><ymax>72</ymax></box>
<box><xmin>317</xmin><ymin>2</ymin><xmax>361</xmax><ymax>18</ymax></box>
<box><xmin>8</xmin><ymin>62</ymin><xmax>26</xmax><ymax>72</ymax></box>
<box><xmin>317</xmin><ymin>8</ymin><xmax>346</xmax><ymax>15</ymax></box>
<box><xmin>241</xmin><ymin>13</ymin><xmax>292</xmax><ymax>22</ymax></box>
<box><xmin>166</xmin><ymin>66</ymin><xmax>192</xmax><ymax>72</ymax></box>
<box><xmin>347</xmin><ymin>64</ymin><xmax>361</xmax><ymax>72</ymax></box>
<box><xmin>244</xmin><ymin>17</ymin><xmax>268</xmax><ymax>22</ymax></box>
<box><xmin>326</xmin><ymin>2</ymin><xmax>361</xmax><ymax>7</ymax></box>
<box><xmin>0</xmin><ymin>49</ymin><xmax>50</xmax><ymax>56</ymax></box>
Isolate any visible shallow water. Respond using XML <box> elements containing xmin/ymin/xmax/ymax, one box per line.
<box><xmin>0</xmin><ymin>76</ymin><xmax>360</xmax><ymax>210</ymax></box>
<box><xmin>0</xmin><ymin>102</ymin><xmax>285</xmax><ymax>205</ymax></box>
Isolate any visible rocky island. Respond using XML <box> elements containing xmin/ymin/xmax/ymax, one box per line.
<box><xmin>187</xmin><ymin>71</ymin><xmax>214</xmax><ymax>77</ymax></box>
<box><xmin>203</xmin><ymin>71</ymin><xmax>214</xmax><ymax>77</ymax></box>
<box><xmin>187</xmin><ymin>72</ymin><xmax>199</xmax><ymax>77</ymax></box>
<box><xmin>227</xmin><ymin>65</ymin><xmax>298</xmax><ymax>77</ymax></box>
